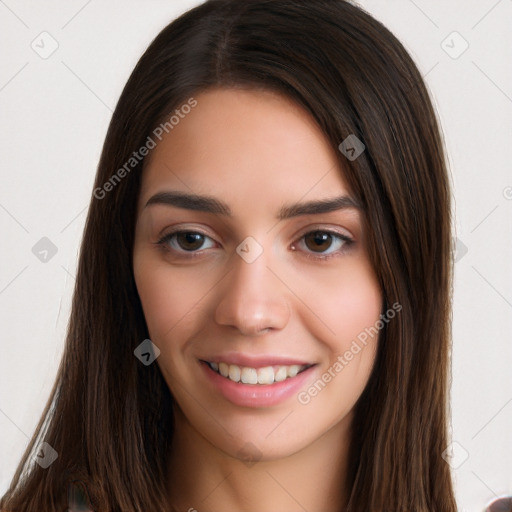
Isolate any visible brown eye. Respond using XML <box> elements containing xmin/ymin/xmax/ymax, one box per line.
<box><xmin>304</xmin><ymin>231</ymin><xmax>335</xmax><ymax>253</ymax></box>
<box><xmin>156</xmin><ymin>230</ymin><xmax>216</xmax><ymax>254</ymax></box>
<box><xmin>295</xmin><ymin>229</ymin><xmax>354</xmax><ymax>260</ymax></box>
<box><xmin>175</xmin><ymin>232</ymin><xmax>206</xmax><ymax>251</ymax></box>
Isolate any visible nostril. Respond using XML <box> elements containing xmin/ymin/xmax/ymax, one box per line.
<box><xmin>485</xmin><ymin>497</ymin><xmax>512</xmax><ymax>512</ymax></box>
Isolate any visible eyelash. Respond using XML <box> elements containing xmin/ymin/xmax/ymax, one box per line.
<box><xmin>154</xmin><ymin>228</ymin><xmax>354</xmax><ymax>261</ymax></box>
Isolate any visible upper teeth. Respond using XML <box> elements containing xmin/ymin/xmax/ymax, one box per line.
<box><xmin>209</xmin><ymin>361</ymin><xmax>308</xmax><ymax>385</ymax></box>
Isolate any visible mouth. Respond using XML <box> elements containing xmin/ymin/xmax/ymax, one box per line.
<box><xmin>200</xmin><ymin>360</ymin><xmax>316</xmax><ymax>385</ymax></box>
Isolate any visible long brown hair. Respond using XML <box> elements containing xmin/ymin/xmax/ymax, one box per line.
<box><xmin>1</xmin><ymin>1</ymin><xmax>457</xmax><ymax>510</ymax></box>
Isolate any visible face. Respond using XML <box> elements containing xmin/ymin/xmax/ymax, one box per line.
<box><xmin>133</xmin><ymin>87</ymin><xmax>382</xmax><ymax>461</ymax></box>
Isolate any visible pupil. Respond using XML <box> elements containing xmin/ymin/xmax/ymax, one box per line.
<box><xmin>306</xmin><ymin>231</ymin><xmax>332</xmax><ymax>252</ymax></box>
<box><xmin>178</xmin><ymin>232</ymin><xmax>204</xmax><ymax>251</ymax></box>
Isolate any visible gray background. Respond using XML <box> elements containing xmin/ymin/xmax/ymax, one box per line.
<box><xmin>0</xmin><ymin>1</ymin><xmax>511</xmax><ymax>511</ymax></box>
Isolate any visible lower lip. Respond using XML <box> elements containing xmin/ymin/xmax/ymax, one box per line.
<box><xmin>199</xmin><ymin>360</ymin><xmax>317</xmax><ymax>408</ymax></box>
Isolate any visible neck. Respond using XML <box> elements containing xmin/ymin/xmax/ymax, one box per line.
<box><xmin>166</xmin><ymin>407</ymin><xmax>351</xmax><ymax>512</ymax></box>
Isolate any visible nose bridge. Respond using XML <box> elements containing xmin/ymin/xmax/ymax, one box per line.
<box><xmin>214</xmin><ymin>240</ymin><xmax>290</xmax><ymax>334</ymax></box>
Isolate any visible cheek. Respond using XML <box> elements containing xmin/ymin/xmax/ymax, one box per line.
<box><xmin>330</xmin><ymin>275</ymin><xmax>382</xmax><ymax>346</ymax></box>
<box><xmin>292</xmin><ymin>258</ymin><xmax>383</xmax><ymax>348</ymax></box>
<box><xmin>293</xmin><ymin>259</ymin><xmax>382</xmax><ymax>400</ymax></box>
<box><xmin>293</xmin><ymin>267</ymin><xmax>381</xmax><ymax>414</ymax></box>
<box><xmin>133</xmin><ymin>254</ymin><xmax>212</xmax><ymax>343</ymax></box>
<box><xmin>316</xmin><ymin>264</ymin><xmax>382</xmax><ymax>395</ymax></box>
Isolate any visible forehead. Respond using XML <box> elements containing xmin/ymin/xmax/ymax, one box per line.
<box><xmin>138</xmin><ymin>87</ymin><xmax>353</xmax><ymax>211</ymax></box>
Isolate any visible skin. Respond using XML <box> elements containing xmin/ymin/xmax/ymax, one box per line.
<box><xmin>133</xmin><ymin>87</ymin><xmax>382</xmax><ymax>512</ymax></box>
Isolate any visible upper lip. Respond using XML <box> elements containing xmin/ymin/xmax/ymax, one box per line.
<box><xmin>199</xmin><ymin>352</ymin><xmax>315</xmax><ymax>368</ymax></box>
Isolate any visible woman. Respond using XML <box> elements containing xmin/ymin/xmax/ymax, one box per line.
<box><xmin>1</xmin><ymin>0</ymin><xmax>457</xmax><ymax>510</ymax></box>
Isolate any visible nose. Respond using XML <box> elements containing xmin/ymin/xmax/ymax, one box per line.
<box><xmin>214</xmin><ymin>247</ymin><xmax>291</xmax><ymax>336</ymax></box>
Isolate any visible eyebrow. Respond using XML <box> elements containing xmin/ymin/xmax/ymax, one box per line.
<box><xmin>144</xmin><ymin>190</ymin><xmax>361</xmax><ymax>220</ymax></box>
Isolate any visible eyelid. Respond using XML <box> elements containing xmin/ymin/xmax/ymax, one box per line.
<box><xmin>291</xmin><ymin>227</ymin><xmax>354</xmax><ymax>261</ymax></box>
<box><xmin>155</xmin><ymin>228</ymin><xmax>217</xmax><ymax>253</ymax></box>
<box><xmin>155</xmin><ymin>224</ymin><xmax>355</xmax><ymax>259</ymax></box>
<box><xmin>293</xmin><ymin>223</ymin><xmax>354</xmax><ymax>240</ymax></box>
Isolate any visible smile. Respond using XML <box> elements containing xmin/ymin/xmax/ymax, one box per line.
<box><xmin>205</xmin><ymin>361</ymin><xmax>313</xmax><ymax>385</ymax></box>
